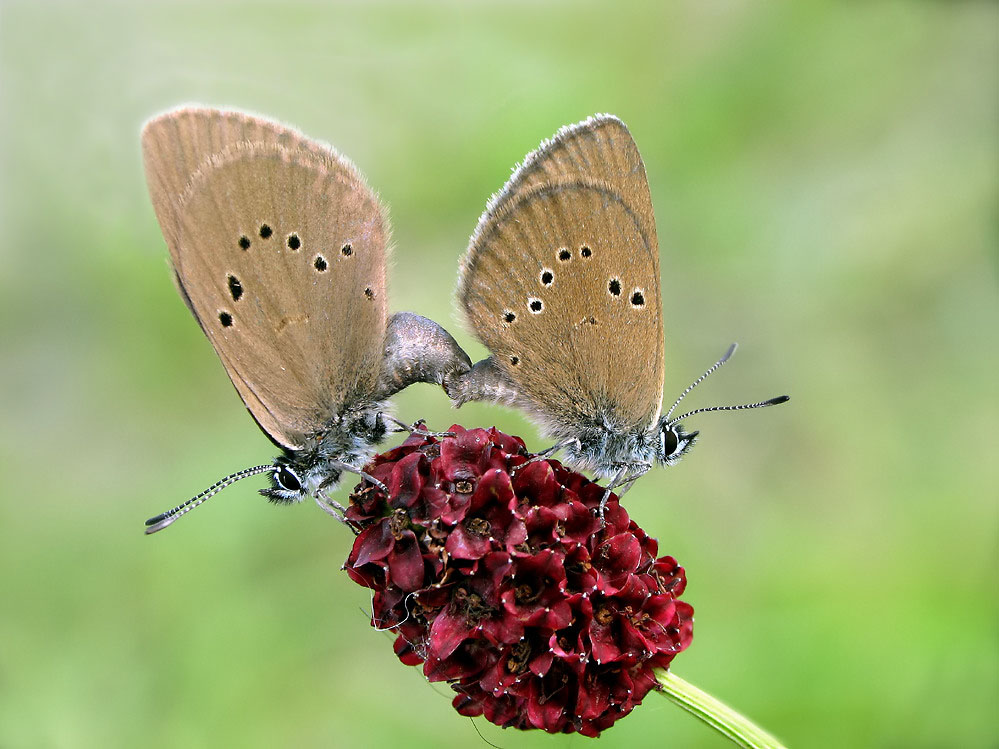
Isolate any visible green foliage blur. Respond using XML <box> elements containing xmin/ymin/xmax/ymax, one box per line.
<box><xmin>1</xmin><ymin>2</ymin><xmax>995</xmax><ymax>747</ymax></box>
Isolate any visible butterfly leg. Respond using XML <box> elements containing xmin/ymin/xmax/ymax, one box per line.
<box><xmin>355</xmin><ymin>468</ymin><xmax>388</xmax><ymax>493</ymax></box>
<box><xmin>512</xmin><ymin>437</ymin><xmax>582</xmax><ymax>474</ymax></box>
<box><xmin>379</xmin><ymin>413</ymin><xmax>418</xmax><ymax>433</ymax></box>
<box><xmin>379</xmin><ymin>413</ymin><xmax>455</xmax><ymax>439</ymax></box>
<box><xmin>614</xmin><ymin>464</ymin><xmax>652</xmax><ymax>498</ymax></box>
<box><xmin>598</xmin><ymin>465</ymin><xmax>630</xmax><ymax>523</ymax></box>
<box><xmin>332</xmin><ymin>461</ymin><xmax>389</xmax><ymax>493</ymax></box>
<box><xmin>315</xmin><ymin>493</ymin><xmax>363</xmax><ymax>533</ymax></box>
<box><xmin>314</xmin><ymin>493</ymin><xmax>348</xmax><ymax>520</ymax></box>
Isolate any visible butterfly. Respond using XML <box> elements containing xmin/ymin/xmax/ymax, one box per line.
<box><xmin>141</xmin><ymin>107</ymin><xmax>470</xmax><ymax>533</ymax></box>
<box><xmin>445</xmin><ymin>114</ymin><xmax>787</xmax><ymax>508</ymax></box>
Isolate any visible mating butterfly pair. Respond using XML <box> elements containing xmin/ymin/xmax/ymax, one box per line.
<box><xmin>142</xmin><ymin>108</ymin><xmax>786</xmax><ymax>533</ymax></box>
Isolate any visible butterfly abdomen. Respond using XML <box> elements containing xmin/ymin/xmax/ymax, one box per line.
<box><xmin>444</xmin><ymin>357</ymin><xmax>527</xmax><ymax>408</ymax></box>
<box><xmin>376</xmin><ymin>312</ymin><xmax>472</xmax><ymax>399</ymax></box>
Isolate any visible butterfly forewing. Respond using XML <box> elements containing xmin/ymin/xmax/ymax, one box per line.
<box><xmin>168</xmin><ymin>142</ymin><xmax>387</xmax><ymax>449</ymax></box>
<box><xmin>458</xmin><ymin>116</ymin><xmax>664</xmax><ymax>431</ymax></box>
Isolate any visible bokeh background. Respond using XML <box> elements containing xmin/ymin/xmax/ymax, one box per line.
<box><xmin>1</xmin><ymin>2</ymin><xmax>996</xmax><ymax>747</ymax></box>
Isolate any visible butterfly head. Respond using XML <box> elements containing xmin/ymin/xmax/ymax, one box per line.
<box><xmin>259</xmin><ymin>463</ymin><xmax>308</xmax><ymax>503</ymax></box>
<box><xmin>259</xmin><ymin>454</ymin><xmax>341</xmax><ymax>504</ymax></box>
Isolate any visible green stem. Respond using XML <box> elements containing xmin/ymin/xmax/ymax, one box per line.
<box><xmin>654</xmin><ymin>669</ymin><xmax>788</xmax><ymax>749</ymax></box>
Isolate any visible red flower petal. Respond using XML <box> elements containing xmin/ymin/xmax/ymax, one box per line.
<box><xmin>512</xmin><ymin>459</ymin><xmax>562</xmax><ymax>507</ymax></box>
<box><xmin>387</xmin><ymin>530</ymin><xmax>425</xmax><ymax>592</ymax></box>
<box><xmin>352</xmin><ymin>521</ymin><xmax>394</xmax><ymax>567</ymax></box>
<box><xmin>386</xmin><ymin>451</ymin><xmax>427</xmax><ymax>509</ymax></box>
<box><xmin>439</xmin><ymin>427</ymin><xmax>492</xmax><ymax>481</ymax></box>
<box><xmin>593</xmin><ymin>532</ymin><xmax>643</xmax><ymax>594</ymax></box>
<box><xmin>428</xmin><ymin>606</ymin><xmax>474</xmax><ymax>660</ymax></box>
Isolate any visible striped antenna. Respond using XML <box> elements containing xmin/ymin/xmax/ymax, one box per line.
<box><xmin>664</xmin><ymin>343</ymin><xmax>738</xmax><ymax>421</ymax></box>
<box><xmin>144</xmin><ymin>465</ymin><xmax>272</xmax><ymax>534</ymax></box>
<box><xmin>667</xmin><ymin>395</ymin><xmax>789</xmax><ymax>428</ymax></box>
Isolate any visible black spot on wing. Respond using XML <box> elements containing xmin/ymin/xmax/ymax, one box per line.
<box><xmin>227</xmin><ymin>275</ymin><xmax>243</xmax><ymax>301</ymax></box>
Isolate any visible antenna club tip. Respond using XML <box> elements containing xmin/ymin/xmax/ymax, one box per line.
<box><xmin>144</xmin><ymin>516</ymin><xmax>177</xmax><ymax>534</ymax></box>
<box><xmin>769</xmin><ymin>395</ymin><xmax>790</xmax><ymax>405</ymax></box>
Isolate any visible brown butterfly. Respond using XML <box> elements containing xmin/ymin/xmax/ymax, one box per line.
<box><xmin>142</xmin><ymin>107</ymin><xmax>470</xmax><ymax>533</ymax></box>
<box><xmin>446</xmin><ymin>114</ymin><xmax>787</xmax><ymax>508</ymax></box>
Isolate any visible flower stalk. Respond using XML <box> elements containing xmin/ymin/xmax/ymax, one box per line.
<box><xmin>655</xmin><ymin>669</ymin><xmax>788</xmax><ymax>748</ymax></box>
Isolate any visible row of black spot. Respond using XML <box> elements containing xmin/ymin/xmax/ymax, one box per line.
<box><xmin>502</xmin><ymin>247</ymin><xmax>590</xmax><ymax>368</ymax></box>
<box><xmin>238</xmin><ymin>223</ymin><xmax>279</xmax><ymax>249</ymax></box>
<box><xmin>218</xmin><ymin>280</ymin><xmax>376</xmax><ymax>328</ymax></box>
<box><xmin>237</xmin><ymin>224</ymin><xmax>354</xmax><ymax>258</ymax></box>
<box><xmin>557</xmin><ymin>244</ymin><xmax>592</xmax><ymax>262</ymax></box>
<box><xmin>607</xmin><ymin>278</ymin><xmax>645</xmax><ymax>306</ymax></box>
<box><xmin>235</xmin><ymin>228</ymin><xmax>356</xmax><ymax>276</ymax></box>
<box><xmin>216</xmin><ymin>228</ymin><xmax>369</xmax><ymax>328</ymax></box>
<box><xmin>500</xmin><ymin>284</ymin><xmax>644</xmax><ymax>325</ymax></box>
<box><xmin>557</xmin><ymin>243</ymin><xmax>644</xmax><ymax>304</ymax></box>
<box><xmin>220</xmin><ymin>272</ymin><xmax>243</xmax><ymax>326</ymax></box>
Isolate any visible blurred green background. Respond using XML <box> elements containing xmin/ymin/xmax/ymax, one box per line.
<box><xmin>1</xmin><ymin>2</ymin><xmax>996</xmax><ymax>747</ymax></box>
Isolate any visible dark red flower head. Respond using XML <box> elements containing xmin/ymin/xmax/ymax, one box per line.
<box><xmin>344</xmin><ymin>426</ymin><xmax>693</xmax><ymax>737</ymax></box>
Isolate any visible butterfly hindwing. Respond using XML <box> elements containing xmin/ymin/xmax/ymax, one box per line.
<box><xmin>458</xmin><ymin>115</ymin><xmax>664</xmax><ymax>432</ymax></box>
<box><xmin>143</xmin><ymin>112</ymin><xmax>388</xmax><ymax>449</ymax></box>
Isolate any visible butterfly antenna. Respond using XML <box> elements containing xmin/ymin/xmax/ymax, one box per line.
<box><xmin>667</xmin><ymin>395</ymin><xmax>790</xmax><ymax>427</ymax></box>
<box><xmin>144</xmin><ymin>465</ymin><xmax>272</xmax><ymax>535</ymax></box>
<box><xmin>664</xmin><ymin>343</ymin><xmax>738</xmax><ymax>421</ymax></box>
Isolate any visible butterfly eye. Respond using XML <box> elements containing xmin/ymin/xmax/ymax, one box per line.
<box><xmin>276</xmin><ymin>466</ymin><xmax>302</xmax><ymax>492</ymax></box>
<box><xmin>662</xmin><ymin>428</ymin><xmax>679</xmax><ymax>457</ymax></box>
